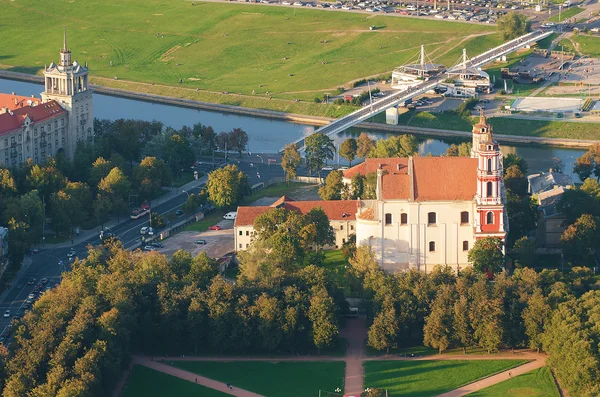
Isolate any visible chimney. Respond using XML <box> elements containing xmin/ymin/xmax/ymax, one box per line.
<box><xmin>376</xmin><ymin>164</ymin><xmax>384</xmax><ymax>201</ymax></box>
<box><xmin>549</xmin><ymin>168</ymin><xmax>554</xmax><ymax>173</ymax></box>
<box><xmin>14</xmin><ymin>97</ymin><xmax>18</xmax><ymax>105</ymax></box>
<box><xmin>408</xmin><ymin>156</ymin><xmax>415</xmax><ymax>201</ymax></box>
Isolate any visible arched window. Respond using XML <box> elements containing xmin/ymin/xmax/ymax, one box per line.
<box><xmin>487</xmin><ymin>158</ymin><xmax>492</xmax><ymax>171</ymax></box>
<box><xmin>460</xmin><ymin>211</ymin><xmax>469</xmax><ymax>225</ymax></box>
<box><xmin>428</xmin><ymin>212</ymin><xmax>437</xmax><ymax>225</ymax></box>
<box><xmin>429</xmin><ymin>241</ymin><xmax>436</xmax><ymax>252</ymax></box>
<box><xmin>486</xmin><ymin>211</ymin><xmax>494</xmax><ymax>224</ymax></box>
<box><xmin>385</xmin><ymin>213</ymin><xmax>392</xmax><ymax>225</ymax></box>
<box><xmin>486</xmin><ymin>181</ymin><xmax>493</xmax><ymax>197</ymax></box>
<box><xmin>400</xmin><ymin>213</ymin><xmax>408</xmax><ymax>225</ymax></box>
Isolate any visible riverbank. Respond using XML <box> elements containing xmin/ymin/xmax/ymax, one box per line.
<box><xmin>0</xmin><ymin>70</ymin><xmax>597</xmax><ymax>149</ymax></box>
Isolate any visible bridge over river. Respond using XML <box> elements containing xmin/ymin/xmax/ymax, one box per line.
<box><xmin>289</xmin><ymin>30</ymin><xmax>553</xmax><ymax>150</ymax></box>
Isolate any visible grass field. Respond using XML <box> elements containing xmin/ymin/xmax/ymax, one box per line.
<box><xmin>572</xmin><ymin>34</ymin><xmax>600</xmax><ymax>57</ymax></box>
<box><xmin>467</xmin><ymin>367</ymin><xmax>560</xmax><ymax>397</ymax></box>
<box><xmin>121</xmin><ymin>365</ymin><xmax>229</xmax><ymax>397</ymax></box>
<box><xmin>488</xmin><ymin>117</ymin><xmax>600</xmax><ymax>140</ymax></box>
<box><xmin>0</xmin><ymin>0</ymin><xmax>498</xmax><ymax>114</ymax></box>
<box><xmin>364</xmin><ymin>360</ymin><xmax>527</xmax><ymax>397</ymax></box>
<box><xmin>548</xmin><ymin>7</ymin><xmax>583</xmax><ymax>22</ymax></box>
<box><xmin>170</xmin><ymin>361</ymin><xmax>346</xmax><ymax>397</ymax></box>
<box><xmin>536</xmin><ymin>33</ymin><xmax>558</xmax><ymax>50</ymax></box>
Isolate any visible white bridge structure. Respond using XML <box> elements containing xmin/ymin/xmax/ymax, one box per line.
<box><xmin>290</xmin><ymin>30</ymin><xmax>552</xmax><ymax>150</ymax></box>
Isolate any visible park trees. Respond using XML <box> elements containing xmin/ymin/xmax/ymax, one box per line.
<box><xmin>367</xmin><ymin>298</ymin><xmax>399</xmax><ymax>354</ymax></box>
<box><xmin>504</xmin><ymin>165</ymin><xmax>528</xmax><ymax>196</ymax></box>
<box><xmin>163</xmin><ymin>133</ymin><xmax>195</xmax><ymax>175</ymax></box>
<box><xmin>423</xmin><ymin>284</ymin><xmax>456</xmax><ymax>354</ymax></box>
<box><xmin>522</xmin><ymin>289</ymin><xmax>550</xmax><ymax>353</ymax></box>
<box><xmin>340</xmin><ymin>138</ymin><xmax>358</xmax><ymax>166</ymax></box>
<box><xmin>560</xmin><ymin>213</ymin><xmax>599</xmax><ymax>264</ymax></box>
<box><xmin>304</xmin><ymin>133</ymin><xmax>335</xmax><ymax>176</ymax></box>
<box><xmin>356</xmin><ymin>132</ymin><xmax>375</xmax><ymax>158</ymax></box>
<box><xmin>98</xmin><ymin>168</ymin><xmax>130</xmax><ymax>215</ymax></box>
<box><xmin>281</xmin><ymin>143</ymin><xmax>302</xmax><ymax>183</ymax></box>
<box><xmin>497</xmin><ymin>12</ymin><xmax>531</xmax><ymax>40</ymax></box>
<box><xmin>445</xmin><ymin>142</ymin><xmax>472</xmax><ymax>157</ymax></box>
<box><xmin>318</xmin><ymin>170</ymin><xmax>344</xmax><ymax>200</ymax></box>
<box><xmin>468</xmin><ymin>237</ymin><xmax>505</xmax><ymax>274</ymax></box>
<box><xmin>573</xmin><ymin>144</ymin><xmax>600</xmax><ymax>181</ymax></box>
<box><xmin>133</xmin><ymin>157</ymin><xmax>172</xmax><ymax>200</ymax></box>
<box><xmin>308</xmin><ymin>287</ymin><xmax>339</xmax><ymax>354</ymax></box>
<box><xmin>206</xmin><ymin>164</ymin><xmax>250</xmax><ymax>208</ymax></box>
<box><xmin>368</xmin><ymin>135</ymin><xmax>418</xmax><ymax>158</ymax></box>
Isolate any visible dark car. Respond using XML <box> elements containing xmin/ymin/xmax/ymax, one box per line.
<box><xmin>194</xmin><ymin>239</ymin><xmax>207</xmax><ymax>245</ymax></box>
<box><xmin>151</xmin><ymin>242</ymin><xmax>163</xmax><ymax>248</ymax></box>
<box><xmin>40</xmin><ymin>278</ymin><xmax>48</xmax><ymax>284</ymax></box>
<box><xmin>175</xmin><ymin>209</ymin><xmax>184</xmax><ymax>216</ymax></box>
<box><xmin>27</xmin><ymin>278</ymin><xmax>36</xmax><ymax>285</ymax></box>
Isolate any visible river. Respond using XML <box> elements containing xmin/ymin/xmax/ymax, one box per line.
<box><xmin>0</xmin><ymin>78</ymin><xmax>588</xmax><ymax>181</ymax></box>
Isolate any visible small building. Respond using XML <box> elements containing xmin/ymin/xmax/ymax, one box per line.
<box><xmin>234</xmin><ymin>196</ymin><xmax>358</xmax><ymax>251</ymax></box>
<box><xmin>445</xmin><ymin>49</ymin><xmax>491</xmax><ymax>93</ymax></box>
<box><xmin>390</xmin><ymin>45</ymin><xmax>445</xmax><ymax>91</ymax></box>
<box><xmin>528</xmin><ymin>170</ymin><xmax>574</xmax><ymax>247</ymax></box>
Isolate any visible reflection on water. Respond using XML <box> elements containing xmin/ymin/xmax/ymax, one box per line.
<box><xmin>0</xmin><ymin>78</ymin><xmax>587</xmax><ymax>181</ymax></box>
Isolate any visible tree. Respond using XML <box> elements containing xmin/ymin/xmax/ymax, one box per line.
<box><xmin>318</xmin><ymin>170</ymin><xmax>344</xmax><ymax>200</ymax></box>
<box><xmin>98</xmin><ymin>168</ymin><xmax>130</xmax><ymax>214</ymax></box>
<box><xmin>163</xmin><ymin>133</ymin><xmax>195</xmax><ymax>175</ymax></box>
<box><xmin>367</xmin><ymin>298</ymin><xmax>399</xmax><ymax>354</ymax></box>
<box><xmin>497</xmin><ymin>12</ymin><xmax>531</xmax><ymax>40</ymax></box>
<box><xmin>504</xmin><ymin>165</ymin><xmax>528</xmax><ymax>196</ymax></box>
<box><xmin>340</xmin><ymin>138</ymin><xmax>358</xmax><ymax>166</ymax></box>
<box><xmin>446</xmin><ymin>142</ymin><xmax>472</xmax><ymax>157</ymax></box>
<box><xmin>453</xmin><ymin>295</ymin><xmax>474</xmax><ymax>354</ymax></box>
<box><xmin>356</xmin><ymin>132</ymin><xmax>375</xmax><ymax>158</ymax></box>
<box><xmin>522</xmin><ymin>289</ymin><xmax>550</xmax><ymax>353</ymax></box>
<box><xmin>150</xmin><ymin>212</ymin><xmax>166</xmax><ymax>229</ymax></box>
<box><xmin>308</xmin><ymin>287</ymin><xmax>338</xmax><ymax>354</ymax></box>
<box><xmin>49</xmin><ymin>190</ymin><xmax>73</xmax><ymax>236</ymax></box>
<box><xmin>26</xmin><ymin>161</ymin><xmax>65</xmax><ymax>203</ymax></box>
<box><xmin>513</xmin><ymin>236</ymin><xmax>536</xmax><ymax>268</ymax></box>
<box><xmin>503</xmin><ymin>153</ymin><xmax>528</xmax><ymax>175</ymax></box>
<box><xmin>281</xmin><ymin>143</ymin><xmax>302</xmax><ymax>183</ymax></box>
<box><xmin>574</xmin><ymin>152</ymin><xmax>595</xmax><ymax>181</ymax></box>
<box><xmin>183</xmin><ymin>193</ymin><xmax>202</xmax><ymax>215</ymax></box>
<box><xmin>252</xmin><ymin>293</ymin><xmax>283</xmax><ymax>351</ymax></box>
<box><xmin>228</xmin><ymin>128</ymin><xmax>249</xmax><ymax>156</ymax></box>
<box><xmin>304</xmin><ymin>208</ymin><xmax>335</xmax><ymax>249</ymax></box>
<box><xmin>88</xmin><ymin>157</ymin><xmax>114</xmax><ymax>192</ymax></box>
<box><xmin>133</xmin><ymin>157</ymin><xmax>172</xmax><ymax>200</ymax></box>
<box><xmin>304</xmin><ymin>133</ymin><xmax>335</xmax><ymax>177</ymax></box>
<box><xmin>581</xmin><ymin>177</ymin><xmax>600</xmax><ymax>197</ymax></box>
<box><xmin>424</xmin><ymin>284</ymin><xmax>456</xmax><ymax>354</ymax></box>
<box><xmin>206</xmin><ymin>164</ymin><xmax>250</xmax><ymax>208</ymax></box>
<box><xmin>506</xmin><ymin>191</ymin><xmax>538</xmax><ymax>248</ymax></box>
<box><xmin>368</xmin><ymin>135</ymin><xmax>418</xmax><ymax>158</ymax></box>
<box><xmin>468</xmin><ymin>237</ymin><xmax>505</xmax><ymax>274</ymax></box>
<box><xmin>560</xmin><ymin>214</ymin><xmax>599</xmax><ymax>264</ymax></box>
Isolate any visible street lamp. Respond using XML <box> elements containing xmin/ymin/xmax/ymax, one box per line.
<box><xmin>256</xmin><ymin>154</ymin><xmax>264</xmax><ymax>163</ymax></box>
<box><xmin>182</xmin><ymin>190</ymin><xmax>190</xmax><ymax>198</ymax></box>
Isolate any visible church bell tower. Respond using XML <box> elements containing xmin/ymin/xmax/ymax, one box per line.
<box><xmin>41</xmin><ymin>27</ymin><xmax>94</xmax><ymax>158</ymax></box>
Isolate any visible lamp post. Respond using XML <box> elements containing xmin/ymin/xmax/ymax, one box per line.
<box><xmin>182</xmin><ymin>190</ymin><xmax>190</xmax><ymax>198</ymax></box>
<box><xmin>256</xmin><ymin>154</ymin><xmax>264</xmax><ymax>163</ymax></box>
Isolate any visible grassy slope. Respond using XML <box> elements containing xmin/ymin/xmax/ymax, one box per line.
<box><xmin>121</xmin><ymin>365</ymin><xmax>229</xmax><ymax>397</ymax></box>
<box><xmin>548</xmin><ymin>7</ymin><xmax>583</xmax><ymax>22</ymax></box>
<box><xmin>364</xmin><ymin>360</ymin><xmax>527</xmax><ymax>397</ymax></box>
<box><xmin>171</xmin><ymin>361</ymin><xmax>345</xmax><ymax>397</ymax></box>
<box><xmin>488</xmin><ymin>117</ymin><xmax>600</xmax><ymax>140</ymax></box>
<box><xmin>467</xmin><ymin>367</ymin><xmax>560</xmax><ymax>397</ymax></box>
<box><xmin>0</xmin><ymin>1</ymin><xmax>496</xmax><ymax>101</ymax></box>
<box><xmin>572</xmin><ymin>34</ymin><xmax>600</xmax><ymax>57</ymax></box>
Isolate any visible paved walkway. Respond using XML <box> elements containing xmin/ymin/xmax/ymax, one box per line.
<box><xmin>340</xmin><ymin>316</ymin><xmax>368</xmax><ymax>396</ymax></box>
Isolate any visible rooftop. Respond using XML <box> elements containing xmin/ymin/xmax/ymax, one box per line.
<box><xmin>0</xmin><ymin>100</ymin><xmax>66</xmax><ymax>136</ymax></box>
<box><xmin>0</xmin><ymin>93</ymin><xmax>41</xmax><ymax>111</ymax></box>
<box><xmin>527</xmin><ymin>170</ymin><xmax>574</xmax><ymax>195</ymax></box>
<box><xmin>235</xmin><ymin>197</ymin><xmax>358</xmax><ymax>227</ymax></box>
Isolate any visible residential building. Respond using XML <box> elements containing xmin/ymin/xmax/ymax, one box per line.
<box><xmin>0</xmin><ymin>28</ymin><xmax>93</xmax><ymax>166</ymax></box>
<box><xmin>234</xmin><ymin>196</ymin><xmax>358</xmax><ymax>251</ymax></box>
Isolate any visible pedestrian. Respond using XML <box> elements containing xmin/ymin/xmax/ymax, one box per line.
<box><xmin>508</xmin><ymin>371</ymin><xmax>512</xmax><ymax>377</ymax></box>
<box><xmin>195</xmin><ymin>378</ymin><xmax>198</xmax><ymax>383</ymax></box>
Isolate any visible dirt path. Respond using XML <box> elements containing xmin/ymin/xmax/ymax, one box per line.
<box><xmin>340</xmin><ymin>316</ymin><xmax>368</xmax><ymax>396</ymax></box>
<box><xmin>131</xmin><ymin>356</ymin><xmax>265</xmax><ymax>397</ymax></box>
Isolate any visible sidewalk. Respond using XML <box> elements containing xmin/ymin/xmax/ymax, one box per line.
<box><xmin>341</xmin><ymin>316</ymin><xmax>368</xmax><ymax>396</ymax></box>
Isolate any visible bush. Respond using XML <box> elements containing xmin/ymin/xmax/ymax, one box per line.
<box><xmin>333</xmin><ymin>98</ymin><xmax>345</xmax><ymax>105</ymax></box>
<box><xmin>314</xmin><ymin>97</ymin><xmax>322</xmax><ymax>103</ymax></box>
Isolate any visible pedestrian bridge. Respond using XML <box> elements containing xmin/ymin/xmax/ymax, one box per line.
<box><xmin>289</xmin><ymin>30</ymin><xmax>553</xmax><ymax>150</ymax></box>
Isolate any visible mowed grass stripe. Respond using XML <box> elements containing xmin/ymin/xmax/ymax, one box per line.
<box><xmin>170</xmin><ymin>360</ymin><xmax>346</xmax><ymax>397</ymax></box>
<box><xmin>364</xmin><ymin>359</ymin><xmax>527</xmax><ymax>397</ymax></box>
<box><xmin>466</xmin><ymin>366</ymin><xmax>560</xmax><ymax>397</ymax></box>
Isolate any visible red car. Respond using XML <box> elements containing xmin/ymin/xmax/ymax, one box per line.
<box><xmin>207</xmin><ymin>225</ymin><xmax>221</xmax><ymax>231</ymax></box>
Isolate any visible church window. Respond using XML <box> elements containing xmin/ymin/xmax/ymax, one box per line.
<box><xmin>486</xmin><ymin>182</ymin><xmax>493</xmax><ymax>197</ymax></box>
<box><xmin>429</xmin><ymin>241</ymin><xmax>436</xmax><ymax>252</ymax></box>
<box><xmin>427</xmin><ymin>212</ymin><xmax>437</xmax><ymax>225</ymax></box>
<box><xmin>401</xmin><ymin>213</ymin><xmax>408</xmax><ymax>225</ymax></box>
<box><xmin>487</xmin><ymin>158</ymin><xmax>492</xmax><ymax>172</ymax></box>
<box><xmin>460</xmin><ymin>211</ymin><xmax>469</xmax><ymax>225</ymax></box>
<box><xmin>385</xmin><ymin>213</ymin><xmax>392</xmax><ymax>225</ymax></box>
<box><xmin>340</xmin><ymin>225</ymin><xmax>344</xmax><ymax>231</ymax></box>
<box><xmin>486</xmin><ymin>212</ymin><xmax>494</xmax><ymax>224</ymax></box>
<box><xmin>350</xmin><ymin>225</ymin><xmax>354</xmax><ymax>231</ymax></box>
<box><xmin>463</xmin><ymin>241</ymin><xmax>469</xmax><ymax>251</ymax></box>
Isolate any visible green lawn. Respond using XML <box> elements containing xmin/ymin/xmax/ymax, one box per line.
<box><xmin>170</xmin><ymin>361</ymin><xmax>345</xmax><ymax>397</ymax></box>
<box><xmin>548</xmin><ymin>7</ymin><xmax>583</xmax><ymax>22</ymax></box>
<box><xmin>121</xmin><ymin>365</ymin><xmax>229</xmax><ymax>397</ymax></box>
<box><xmin>487</xmin><ymin>117</ymin><xmax>600</xmax><ymax>140</ymax></box>
<box><xmin>0</xmin><ymin>0</ymin><xmax>498</xmax><ymax>116</ymax></box>
<box><xmin>536</xmin><ymin>33</ymin><xmax>558</xmax><ymax>50</ymax></box>
<box><xmin>467</xmin><ymin>367</ymin><xmax>560</xmax><ymax>397</ymax></box>
<box><xmin>364</xmin><ymin>360</ymin><xmax>527</xmax><ymax>397</ymax></box>
<box><xmin>323</xmin><ymin>249</ymin><xmax>347</xmax><ymax>269</ymax></box>
<box><xmin>556</xmin><ymin>38</ymin><xmax>576</xmax><ymax>54</ymax></box>
<box><xmin>572</xmin><ymin>34</ymin><xmax>600</xmax><ymax>57</ymax></box>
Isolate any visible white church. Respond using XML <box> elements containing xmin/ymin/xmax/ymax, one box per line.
<box><xmin>0</xmin><ymin>29</ymin><xmax>93</xmax><ymax>166</ymax></box>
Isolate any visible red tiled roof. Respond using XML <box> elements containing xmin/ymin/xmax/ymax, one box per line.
<box><xmin>0</xmin><ymin>100</ymin><xmax>66</xmax><ymax>136</ymax></box>
<box><xmin>0</xmin><ymin>93</ymin><xmax>40</xmax><ymax>111</ymax></box>
<box><xmin>344</xmin><ymin>157</ymin><xmax>478</xmax><ymax>202</ymax></box>
<box><xmin>235</xmin><ymin>196</ymin><xmax>358</xmax><ymax>227</ymax></box>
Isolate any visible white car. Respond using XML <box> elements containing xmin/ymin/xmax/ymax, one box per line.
<box><xmin>223</xmin><ymin>212</ymin><xmax>237</xmax><ymax>220</ymax></box>
<box><xmin>140</xmin><ymin>227</ymin><xmax>149</xmax><ymax>235</ymax></box>
<box><xmin>3</xmin><ymin>310</ymin><xmax>10</xmax><ymax>318</ymax></box>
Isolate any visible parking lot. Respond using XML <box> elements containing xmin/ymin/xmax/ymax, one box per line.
<box><xmin>153</xmin><ymin>219</ymin><xmax>235</xmax><ymax>260</ymax></box>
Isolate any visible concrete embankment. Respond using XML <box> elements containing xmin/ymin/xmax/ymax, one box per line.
<box><xmin>1</xmin><ymin>70</ymin><xmax>596</xmax><ymax>149</ymax></box>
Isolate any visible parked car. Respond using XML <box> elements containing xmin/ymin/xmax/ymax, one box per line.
<box><xmin>40</xmin><ymin>277</ymin><xmax>48</xmax><ymax>284</ymax></box>
<box><xmin>3</xmin><ymin>310</ymin><xmax>10</xmax><ymax>318</ymax></box>
<box><xmin>321</xmin><ymin>166</ymin><xmax>334</xmax><ymax>171</ymax></box>
<box><xmin>223</xmin><ymin>212</ymin><xmax>237</xmax><ymax>220</ymax></box>
<box><xmin>575</xmin><ymin>112</ymin><xmax>582</xmax><ymax>118</ymax></box>
<box><xmin>175</xmin><ymin>209</ymin><xmax>184</xmax><ymax>216</ymax></box>
<box><xmin>151</xmin><ymin>242</ymin><xmax>163</xmax><ymax>249</ymax></box>
<box><xmin>143</xmin><ymin>246</ymin><xmax>156</xmax><ymax>251</ymax></box>
<box><xmin>140</xmin><ymin>227</ymin><xmax>149</xmax><ymax>235</ymax></box>
<box><xmin>28</xmin><ymin>293</ymin><xmax>36</xmax><ymax>300</ymax></box>
<box><xmin>194</xmin><ymin>239</ymin><xmax>207</xmax><ymax>245</ymax></box>
<box><xmin>27</xmin><ymin>278</ymin><xmax>36</xmax><ymax>285</ymax></box>
<box><xmin>208</xmin><ymin>225</ymin><xmax>222</xmax><ymax>231</ymax></box>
